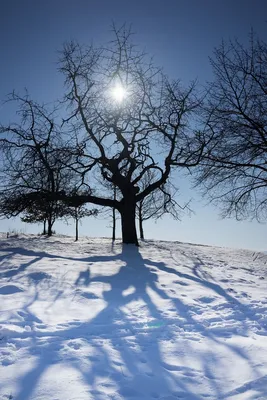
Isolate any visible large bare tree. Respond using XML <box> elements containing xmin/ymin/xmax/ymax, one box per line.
<box><xmin>57</xmin><ymin>25</ymin><xmax>201</xmax><ymax>244</ymax></box>
<box><xmin>195</xmin><ymin>32</ymin><xmax>267</xmax><ymax>221</ymax></box>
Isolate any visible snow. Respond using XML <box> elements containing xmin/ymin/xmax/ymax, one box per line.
<box><xmin>0</xmin><ymin>234</ymin><xmax>267</xmax><ymax>400</ymax></box>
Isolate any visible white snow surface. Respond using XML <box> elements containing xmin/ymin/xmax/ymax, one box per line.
<box><xmin>0</xmin><ymin>234</ymin><xmax>267</xmax><ymax>400</ymax></box>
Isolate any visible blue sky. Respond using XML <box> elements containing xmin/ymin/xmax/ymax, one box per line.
<box><xmin>1</xmin><ymin>0</ymin><xmax>267</xmax><ymax>250</ymax></box>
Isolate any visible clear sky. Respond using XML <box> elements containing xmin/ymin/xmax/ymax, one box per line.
<box><xmin>1</xmin><ymin>0</ymin><xmax>267</xmax><ymax>250</ymax></box>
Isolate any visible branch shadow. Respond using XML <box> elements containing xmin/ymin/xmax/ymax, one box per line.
<box><xmin>1</xmin><ymin>241</ymin><xmax>266</xmax><ymax>399</ymax></box>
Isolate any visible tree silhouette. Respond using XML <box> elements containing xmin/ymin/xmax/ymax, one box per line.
<box><xmin>0</xmin><ymin>26</ymin><xmax>203</xmax><ymax>244</ymax></box>
<box><xmin>57</xmin><ymin>25</ymin><xmax>202</xmax><ymax>244</ymax></box>
<box><xmin>196</xmin><ymin>32</ymin><xmax>267</xmax><ymax>221</ymax></box>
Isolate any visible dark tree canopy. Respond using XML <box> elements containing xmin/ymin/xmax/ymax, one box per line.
<box><xmin>196</xmin><ymin>32</ymin><xmax>267</xmax><ymax>221</ymax></box>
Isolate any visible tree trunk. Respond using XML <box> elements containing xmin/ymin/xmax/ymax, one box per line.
<box><xmin>112</xmin><ymin>207</ymin><xmax>116</xmax><ymax>241</ymax></box>
<box><xmin>43</xmin><ymin>220</ymin><xmax>46</xmax><ymax>235</ymax></box>
<box><xmin>139</xmin><ymin>207</ymin><xmax>144</xmax><ymax>240</ymax></box>
<box><xmin>120</xmin><ymin>200</ymin><xmax>138</xmax><ymax>245</ymax></box>
<box><xmin>75</xmin><ymin>217</ymin><xmax>79</xmax><ymax>241</ymax></box>
<box><xmin>47</xmin><ymin>216</ymin><xmax>53</xmax><ymax>237</ymax></box>
<box><xmin>112</xmin><ymin>186</ymin><xmax>116</xmax><ymax>241</ymax></box>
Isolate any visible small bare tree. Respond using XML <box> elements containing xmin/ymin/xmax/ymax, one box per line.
<box><xmin>65</xmin><ymin>205</ymin><xmax>98</xmax><ymax>241</ymax></box>
<box><xmin>0</xmin><ymin>93</ymin><xmax>77</xmax><ymax>235</ymax></box>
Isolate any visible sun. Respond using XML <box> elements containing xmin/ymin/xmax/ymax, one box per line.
<box><xmin>111</xmin><ymin>83</ymin><xmax>127</xmax><ymax>103</ymax></box>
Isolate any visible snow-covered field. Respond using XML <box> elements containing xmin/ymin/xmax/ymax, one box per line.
<box><xmin>0</xmin><ymin>234</ymin><xmax>267</xmax><ymax>400</ymax></box>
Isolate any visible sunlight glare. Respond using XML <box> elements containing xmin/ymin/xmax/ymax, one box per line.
<box><xmin>111</xmin><ymin>83</ymin><xmax>127</xmax><ymax>103</ymax></box>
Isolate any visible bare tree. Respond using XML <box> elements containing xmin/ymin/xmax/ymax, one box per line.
<box><xmin>195</xmin><ymin>32</ymin><xmax>267</xmax><ymax>222</ymax></box>
<box><xmin>65</xmin><ymin>205</ymin><xmax>98</xmax><ymax>241</ymax></box>
<box><xmin>57</xmin><ymin>25</ymin><xmax>202</xmax><ymax>244</ymax></box>
<box><xmin>0</xmin><ymin>93</ymin><xmax>77</xmax><ymax>235</ymax></box>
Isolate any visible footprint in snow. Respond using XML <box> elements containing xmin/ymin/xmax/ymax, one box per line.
<box><xmin>161</xmin><ymin>361</ymin><xmax>182</xmax><ymax>371</ymax></box>
<box><xmin>27</xmin><ymin>272</ymin><xmax>51</xmax><ymax>281</ymax></box>
<box><xmin>139</xmin><ymin>357</ymin><xmax>147</xmax><ymax>364</ymax></box>
<box><xmin>240</xmin><ymin>291</ymin><xmax>250</xmax><ymax>298</ymax></box>
<box><xmin>35</xmin><ymin>324</ymin><xmax>47</xmax><ymax>330</ymax></box>
<box><xmin>75</xmin><ymin>289</ymin><xmax>99</xmax><ymax>299</ymax></box>
<box><xmin>198</xmin><ymin>296</ymin><xmax>215</xmax><ymax>304</ymax></box>
<box><xmin>67</xmin><ymin>341</ymin><xmax>81</xmax><ymax>350</ymax></box>
<box><xmin>227</xmin><ymin>288</ymin><xmax>237</xmax><ymax>293</ymax></box>
<box><xmin>173</xmin><ymin>280</ymin><xmax>188</xmax><ymax>286</ymax></box>
<box><xmin>80</xmin><ymin>291</ymin><xmax>99</xmax><ymax>299</ymax></box>
<box><xmin>113</xmin><ymin>360</ymin><xmax>124</xmax><ymax>366</ymax></box>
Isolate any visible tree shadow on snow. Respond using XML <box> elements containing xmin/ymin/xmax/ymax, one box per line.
<box><xmin>1</xmin><ymin>242</ymin><xmax>266</xmax><ymax>400</ymax></box>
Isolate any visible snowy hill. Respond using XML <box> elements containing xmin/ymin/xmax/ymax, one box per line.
<box><xmin>0</xmin><ymin>234</ymin><xmax>267</xmax><ymax>400</ymax></box>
